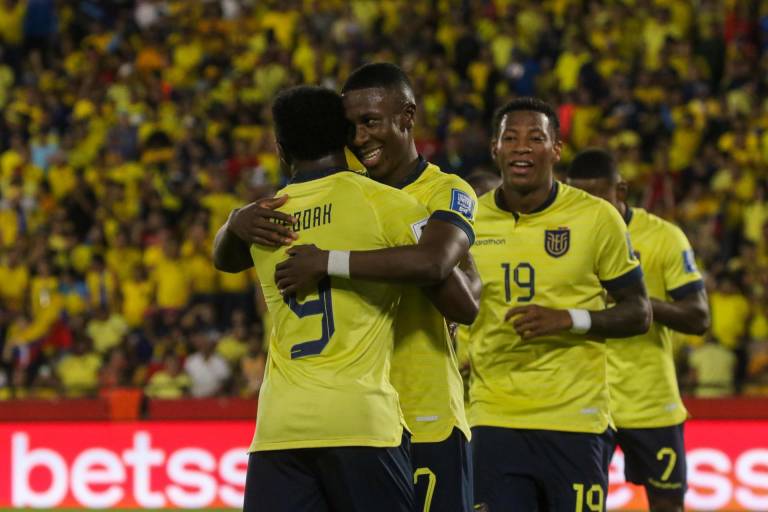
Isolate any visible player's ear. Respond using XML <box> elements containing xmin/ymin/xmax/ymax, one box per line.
<box><xmin>400</xmin><ymin>102</ymin><xmax>416</xmax><ymax>131</ymax></box>
<box><xmin>490</xmin><ymin>139</ymin><xmax>498</xmax><ymax>161</ymax></box>
<box><xmin>276</xmin><ymin>140</ymin><xmax>292</xmax><ymax>170</ymax></box>
<box><xmin>616</xmin><ymin>180</ymin><xmax>629</xmax><ymax>202</ymax></box>
<box><xmin>552</xmin><ymin>139</ymin><xmax>563</xmax><ymax>162</ymax></box>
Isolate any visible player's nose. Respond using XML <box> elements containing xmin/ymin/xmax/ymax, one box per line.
<box><xmin>352</xmin><ymin>124</ymin><xmax>369</xmax><ymax>147</ymax></box>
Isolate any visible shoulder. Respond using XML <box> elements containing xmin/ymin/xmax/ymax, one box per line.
<box><xmin>558</xmin><ymin>182</ymin><xmax>621</xmax><ymax>224</ymax></box>
<box><xmin>641</xmin><ymin>209</ymin><xmax>691</xmax><ymax>245</ymax></box>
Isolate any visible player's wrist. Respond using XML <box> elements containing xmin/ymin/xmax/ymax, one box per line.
<box><xmin>567</xmin><ymin>309</ymin><xmax>591</xmax><ymax>334</ymax></box>
<box><xmin>327</xmin><ymin>250</ymin><xmax>350</xmax><ymax>278</ymax></box>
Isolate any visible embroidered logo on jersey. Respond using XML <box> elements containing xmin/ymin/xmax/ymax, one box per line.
<box><xmin>544</xmin><ymin>228</ymin><xmax>571</xmax><ymax>258</ymax></box>
<box><xmin>544</xmin><ymin>227</ymin><xmax>570</xmax><ymax>257</ymax></box>
<box><xmin>682</xmin><ymin>249</ymin><xmax>697</xmax><ymax>273</ymax></box>
<box><xmin>450</xmin><ymin>189</ymin><xmax>475</xmax><ymax>221</ymax></box>
<box><xmin>411</xmin><ymin>218</ymin><xmax>428</xmax><ymax>242</ymax></box>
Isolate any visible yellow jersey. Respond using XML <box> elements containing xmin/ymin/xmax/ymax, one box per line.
<box><xmin>608</xmin><ymin>207</ymin><xmax>703</xmax><ymax>428</ymax></box>
<box><xmin>249</xmin><ymin>168</ymin><xmax>429</xmax><ymax>452</ymax></box>
<box><xmin>468</xmin><ymin>182</ymin><xmax>642</xmax><ymax>434</ymax></box>
<box><xmin>391</xmin><ymin>159</ymin><xmax>476</xmax><ymax>443</ymax></box>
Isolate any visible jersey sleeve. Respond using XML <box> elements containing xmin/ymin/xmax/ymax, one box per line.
<box><xmin>662</xmin><ymin>224</ymin><xmax>705</xmax><ymax>300</ymax></box>
<box><xmin>423</xmin><ymin>174</ymin><xmax>478</xmax><ymax>245</ymax></box>
<box><xmin>378</xmin><ymin>190</ymin><xmax>431</xmax><ymax>247</ymax></box>
<box><xmin>594</xmin><ymin>204</ymin><xmax>644</xmax><ymax>293</ymax></box>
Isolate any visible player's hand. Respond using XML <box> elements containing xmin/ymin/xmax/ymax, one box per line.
<box><xmin>275</xmin><ymin>244</ymin><xmax>329</xmax><ymax>296</ymax></box>
<box><xmin>227</xmin><ymin>195</ymin><xmax>298</xmax><ymax>247</ymax></box>
<box><xmin>504</xmin><ymin>305</ymin><xmax>572</xmax><ymax>340</ymax></box>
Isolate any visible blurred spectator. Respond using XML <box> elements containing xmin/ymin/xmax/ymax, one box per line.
<box><xmin>239</xmin><ymin>334</ymin><xmax>266</xmax><ymax>398</ymax></box>
<box><xmin>688</xmin><ymin>335</ymin><xmax>738</xmax><ymax>397</ymax></box>
<box><xmin>56</xmin><ymin>336</ymin><xmax>100</xmax><ymax>398</ymax></box>
<box><xmin>184</xmin><ymin>332</ymin><xmax>230</xmax><ymax>398</ymax></box>
<box><xmin>145</xmin><ymin>352</ymin><xmax>190</xmax><ymax>399</ymax></box>
<box><xmin>86</xmin><ymin>305</ymin><xmax>129</xmax><ymax>354</ymax></box>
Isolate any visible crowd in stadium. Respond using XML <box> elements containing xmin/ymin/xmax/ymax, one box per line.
<box><xmin>0</xmin><ymin>0</ymin><xmax>766</xmax><ymax>402</ymax></box>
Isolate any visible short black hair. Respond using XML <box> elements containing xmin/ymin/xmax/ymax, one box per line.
<box><xmin>567</xmin><ymin>148</ymin><xmax>619</xmax><ymax>182</ymax></box>
<box><xmin>342</xmin><ymin>62</ymin><xmax>415</xmax><ymax>103</ymax></box>
<box><xmin>492</xmin><ymin>97</ymin><xmax>560</xmax><ymax>139</ymax></box>
<box><xmin>272</xmin><ymin>86</ymin><xmax>350</xmax><ymax>161</ymax></box>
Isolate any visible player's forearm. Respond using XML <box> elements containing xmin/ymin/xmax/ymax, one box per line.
<box><xmin>424</xmin><ymin>267</ymin><xmax>480</xmax><ymax>325</ymax></box>
<box><xmin>589</xmin><ymin>282</ymin><xmax>652</xmax><ymax>338</ymax></box>
<box><xmin>651</xmin><ymin>295</ymin><xmax>710</xmax><ymax>335</ymax></box>
<box><xmin>213</xmin><ymin>223</ymin><xmax>254</xmax><ymax>273</ymax></box>
<box><xmin>349</xmin><ymin>245</ymin><xmax>454</xmax><ymax>285</ymax></box>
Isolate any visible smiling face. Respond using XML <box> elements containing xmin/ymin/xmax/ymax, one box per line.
<box><xmin>342</xmin><ymin>87</ymin><xmax>415</xmax><ymax>183</ymax></box>
<box><xmin>492</xmin><ymin>110</ymin><xmax>562</xmax><ymax>195</ymax></box>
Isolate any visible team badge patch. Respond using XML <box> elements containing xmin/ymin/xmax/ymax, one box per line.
<box><xmin>545</xmin><ymin>227</ymin><xmax>570</xmax><ymax>257</ymax></box>
<box><xmin>683</xmin><ymin>249</ymin><xmax>698</xmax><ymax>273</ymax></box>
<box><xmin>450</xmin><ymin>188</ymin><xmax>475</xmax><ymax>221</ymax></box>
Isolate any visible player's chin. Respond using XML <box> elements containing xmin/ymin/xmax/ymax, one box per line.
<box><xmin>504</xmin><ymin>173</ymin><xmax>539</xmax><ymax>192</ymax></box>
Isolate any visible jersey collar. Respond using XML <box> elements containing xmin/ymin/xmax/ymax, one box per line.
<box><xmin>623</xmin><ymin>205</ymin><xmax>634</xmax><ymax>226</ymax></box>
<box><xmin>495</xmin><ymin>180</ymin><xmax>560</xmax><ymax>219</ymax></box>
<box><xmin>289</xmin><ymin>167</ymin><xmax>353</xmax><ymax>184</ymax></box>
<box><xmin>394</xmin><ymin>155</ymin><xmax>428</xmax><ymax>189</ymax></box>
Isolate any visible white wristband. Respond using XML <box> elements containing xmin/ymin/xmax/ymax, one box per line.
<box><xmin>327</xmin><ymin>250</ymin><xmax>351</xmax><ymax>278</ymax></box>
<box><xmin>568</xmin><ymin>309</ymin><xmax>592</xmax><ymax>334</ymax></box>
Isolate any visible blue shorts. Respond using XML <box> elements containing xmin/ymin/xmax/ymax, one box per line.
<box><xmin>411</xmin><ymin>427</ymin><xmax>473</xmax><ymax>512</ymax></box>
<box><xmin>611</xmin><ymin>423</ymin><xmax>687</xmax><ymax>500</ymax></box>
<box><xmin>472</xmin><ymin>426</ymin><xmax>612</xmax><ymax>512</ymax></box>
<box><xmin>243</xmin><ymin>434</ymin><xmax>414</xmax><ymax>512</ymax></box>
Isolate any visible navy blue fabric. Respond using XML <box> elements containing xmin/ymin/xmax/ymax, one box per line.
<box><xmin>472</xmin><ymin>426</ymin><xmax>612</xmax><ymax>512</ymax></box>
<box><xmin>244</xmin><ymin>434</ymin><xmax>415</xmax><ymax>512</ymax></box>
<box><xmin>412</xmin><ymin>427</ymin><xmax>473</xmax><ymax>512</ymax></box>
<box><xmin>611</xmin><ymin>423</ymin><xmax>687</xmax><ymax>500</ymax></box>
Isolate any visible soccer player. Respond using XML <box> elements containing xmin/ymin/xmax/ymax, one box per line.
<box><xmin>224</xmin><ymin>63</ymin><xmax>479</xmax><ymax>512</ymax></box>
<box><xmin>228</xmin><ymin>85</ymin><xmax>425</xmax><ymax>512</ymax></box>
<box><xmin>567</xmin><ymin>148</ymin><xmax>710</xmax><ymax>512</ymax></box>
<box><xmin>467</xmin><ymin>97</ymin><xmax>652</xmax><ymax>512</ymax></box>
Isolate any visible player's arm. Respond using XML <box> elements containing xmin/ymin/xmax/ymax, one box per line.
<box><xmin>651</xmin><ymin>289</ymin><xmax>710</xmax><ymax>335</ymax></box>
<box><xmin>651</xmin><ymin>229</ymin><xmax>710</xmax><ymax>334</ymax></box>
<box><xmin>274</xmin><ymin>217</ymin><xmax>470</xmax><ymax>289</ymax></box>
<box><xmin>505</xmin><ymin>279</ymin><xmax>651</xmax><ymax>340</ymax></box>
<box><xmin>275</xmin><ymin>182</ymin><xmax>478</xmax><ymax>289</ymax></box>
<box><xmin>507</xmin><ymin>207</ymin><xmax>651</xmax><ymax>340</ymax></box>
<box><xmin>423</xmin><ymin>254</ymin><xmax>482</xmax><ymax>325</ymax></box>
<box><xmin>212</xmin><ymin>196</ymin><xmax>297</xmax><ymax>273</ymax></box>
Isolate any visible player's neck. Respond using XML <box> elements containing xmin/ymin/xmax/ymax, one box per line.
<box><xmin>292</xmin><ymin>153</ymin><xmax>348</xmax><ymax>177</ymax></box>
<box><xmin>381</xmin><ymin>145</ymin><xmax>420</xmax><ymax>187</ymax></box>
<box><xmin>500</xmin><ymin>179</ymin><xmax>556</xmax><ymax>214</ymax></box>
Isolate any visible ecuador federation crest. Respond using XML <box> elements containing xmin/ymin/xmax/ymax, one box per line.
<box><xmin>545</xmin><ymin>227</ymin><xmax>570</xmax><ymax>257</ymax></box>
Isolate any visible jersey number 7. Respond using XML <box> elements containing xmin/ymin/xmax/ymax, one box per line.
<box><xmin>284</xmin><ymin>276</ymin><xmax>336</xmax><ymax>359</ymax></box>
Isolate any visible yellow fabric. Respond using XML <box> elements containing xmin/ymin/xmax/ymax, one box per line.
<box><xmin>86</xmin><ymin>315</ymin><xmax>129</xmax><ymax>354</ymax></box>
<box><xmin>249</xmin><ymin>170</ymin><xmax>428</xmax><ymax>452</ymax></box>
<box><xmin>391</xmin><ymin>162</ymin><xmax>475</xmax><ymax>443</ymax></box>
<box><xmin>468</xmin><ymin>182</ymin><xmax>641</xmax><ymax>433</ymax></box>
<box><xmin>608</xmin><ymin>208</ymin><xmax>702</xmax><ymax>428</ymax></box>
<box><xmin>709</xmin><ymin>292</ymin><xmax>750</xmax><ymax>349</ymax></box>
<box><xmin>57</xmin><ymin>353</ymin><xmax>101</xmax><ymax>398</ymax></box>
<box><xmin>145</xmin><ymin>371</ymin><xmax>190</xmax><ymax>399</ymax></box>
<box><xmin>0</xmin><ymin>264</ymin><xmax>29</xmax><ymax>310</ymax></box>
<box><xmin>217</xmin><ymin>335</ymin><xmax>248</xmax><ymax>365</ymax></box>
<box><xmin>120</xmin><ymin>279</ymin><xmax>153</xmax><ymax>327</ymax></box>
<box><xmin>152</xmin><ymin>258</ymin><xmax>190</xmax><ymax>309</ymax></box>
<box><xmin>0</xmin><ymin>0</ymin><xmax>27</xmax><ymax>45</ymax></box>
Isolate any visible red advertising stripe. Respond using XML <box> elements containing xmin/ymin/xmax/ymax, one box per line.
<box><xmin>0</xmin><ymin>420</ymin><xmax>766</xmax><ymax>510</ymax></box>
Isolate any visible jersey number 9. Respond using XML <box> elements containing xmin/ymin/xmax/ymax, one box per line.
<box><xmin>284</xmin><ymin>277</ymin><xmax>335</xmax><ymax>359</ymax></box>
